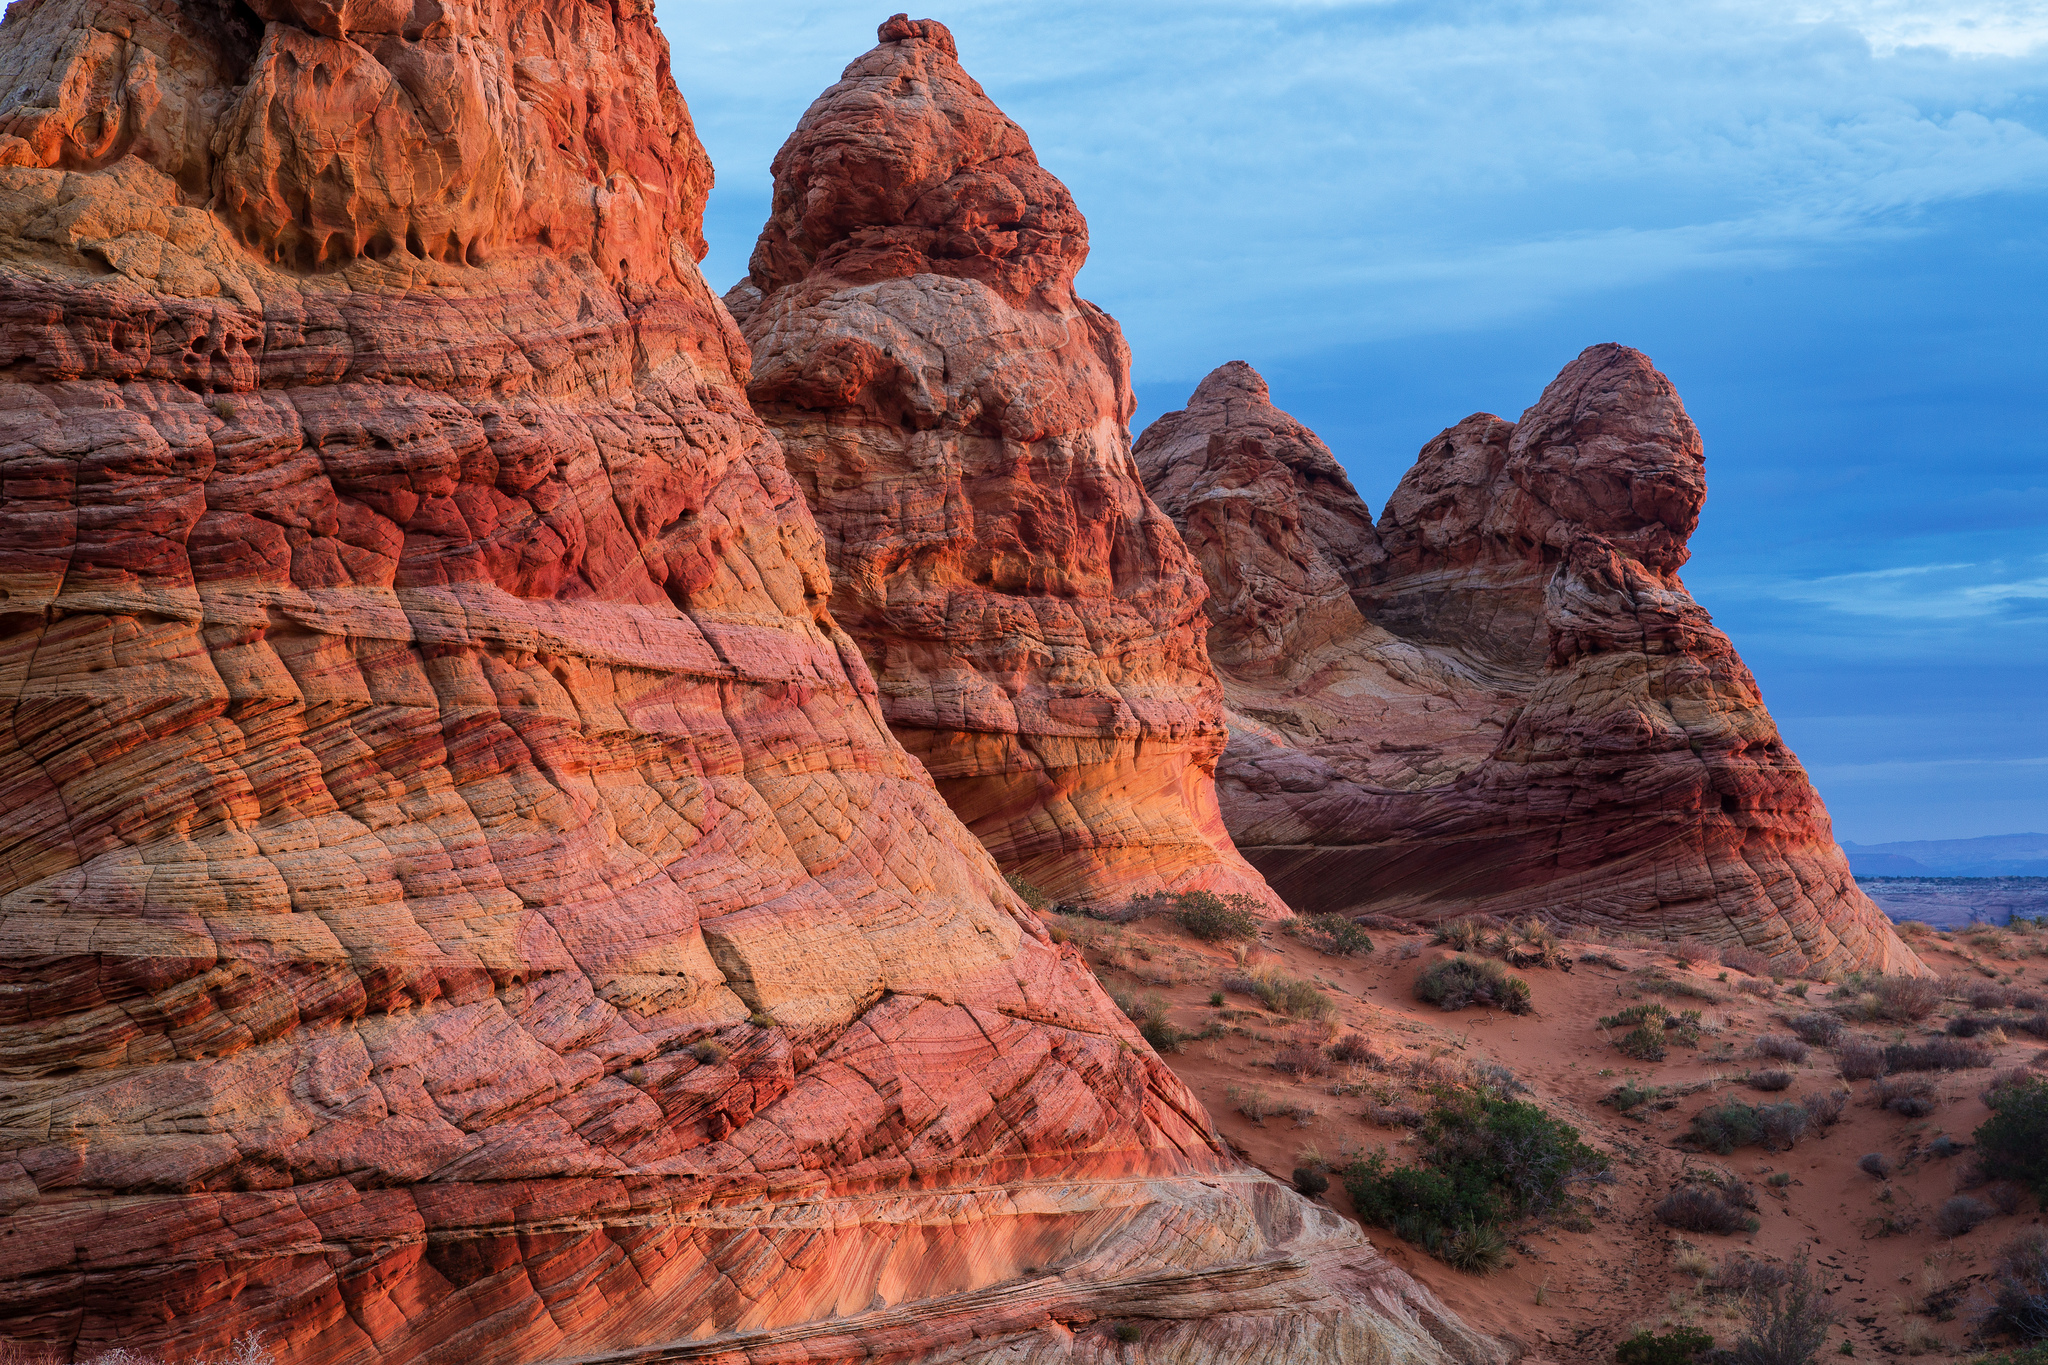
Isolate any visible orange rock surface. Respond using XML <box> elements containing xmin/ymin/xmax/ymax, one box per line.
<box><xmin>726</xmin><ymin>18</ymin><xmax>1279</xmax><ymax>914</ymax></box>
<box><xmin>0</xmin><ymin>3</ymin><xmax>1496</xmax><ymax>1362</ymax></box>
<box><xmin>1137</xmin><ymin>353</ymin><xmax>1921</xmax><ymax>975</ymax></box>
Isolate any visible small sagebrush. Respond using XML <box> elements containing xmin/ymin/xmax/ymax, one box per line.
<box><xmin>1934</xmin><ymin>1195</ymin><xmax>1994</xmax><ymax>1237</ymax></box>
<box><xmin>1755</xmin><ymin>1035</ymin><xmax>1810</xmax><ymax>1063</ymax></box>
<box><xmin>1656</xmin><ymin>1184</ymin><xmax>1756</xmax><ymax>1235</ymax></box>
<box><xmin>1415</xmin><ymin>956</ymin><xmax>1533</xmax><ymax>1014</ymax></box>
<box><xmin>1284</xmin><ymin>913</ymin><xmax>1374</xmax><ymax>957</ymax></box>
<box><xmin>1173</xmin><ymin>890</ymin><xmax>1265</xmax><ymax>942</ymax></box>
<box><xmin>1787</xmin><ymin>1012</ymin><xmax>1843</xmax><ymax>1046</ymax></box>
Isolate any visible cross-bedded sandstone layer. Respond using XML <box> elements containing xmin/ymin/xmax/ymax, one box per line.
<box><xmin>725</xmin><ymin>18</ymin><xmax>1280</xmax><ymax>914</ymax></box>
<box><xmin>0</xmin><ymin>3</ymin><xmax>1498</xmax><ymax>1362</ymax></box>
<box><xmin>1137</xmin><ymin>353</ymin><xmax>1922</xmax><ymax>976</ymax></box>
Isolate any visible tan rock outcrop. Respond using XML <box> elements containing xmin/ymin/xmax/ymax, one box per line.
<box><xmin>0</xmin><ymin>3</ymin><xmax>1498</xmax><ymax>1362</ymax></box>
<box><xmin>1137</xmin><ymin>352</ymin><xmax>1922</xmax><ymax>976</ymax></box>
<box><xmin>727</xmin><ymin>18</ymin><xmax>1279</xmax><ymax>913</ymax></box>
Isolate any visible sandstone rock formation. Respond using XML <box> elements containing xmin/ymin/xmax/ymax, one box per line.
<box><xmin>1137</xmin><ymin>353</ymin><xmax>1922</xmax><ymax>975</ymax></box>
<box><xmin>726</xmin><ymin>18</ymin><xmax>1279</xmax><ymax>914</ymax></box>
<box><xmin>0</xmin><ymin>4</ymin><xmax>1497</xmax><ymax>1362</ymax></box>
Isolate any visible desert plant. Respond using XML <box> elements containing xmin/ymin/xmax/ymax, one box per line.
<box><xmin>1873</xmin><ymin>1074</ymin><xmax>1937</xmax><ymax>1116</ymax></box>
<box><xmin>1668</xmin><ymin>938</ymin><xmax>1718</xmax><ymax>968</ymax></box>
<box><xmin>1285</xmin><ymin>913</ymin><xmax>1374</xmax><ymax>957</ymax></box>
<box><xmin>1657</xmin><ymin>1184</ymin><xmax>1756</xmax><ymax>1235</ymax></box>
<box><xmin>1602</xmin><ymin>1002</ymin><xmax>1703</xmax><ymax>1060</ymax></box>
<box><xmin>1756</xmin><ymin>1035</ymin><xmax>1811</xmax><ymax>1063</ymax></box>
<box><xmin>1274</xmin><ymin>1043</ymin><xmax>1332</xmax><ymax>1078</ymax></box>
<box><xmin>1174</xmin><ymin>890</ymin><xmax>1264</xmax><ymax>942</ymax></box>
<box><xmin>1858</xmin><ymin>1152</ymin><xmax>1893</xmax><ymax>1179</ymax></box>
<box><xmin>1416</xmin><ymin>955</ymin><xmax>1533</xmax><ymax>1015</ymax></box>
<box><xmin>1982</xmin><ymin>1229</ymin><xmax>2048</xmax><ymax>1342</ymax></box>
<box><xmin>690</xmin><ymin>1039</ymin><xmax>729</xmax><ymax>1065</ymax></box>
<box><xmin>1251</xmin><ymin>967</ymin><xmax>1336</xmax><ymax>1020</ymax></box>
<box><xmin>1750</xmin><ymin>1069</ymin><xmax>1795</xmax><ymax>1092</ymax></box>
<box><xmin>1690</xmin><ymin>1100</ymin><xmax>1808</xmax><ymax>1153</ymax></box>
<box><xmin>1438</xmin><ymin>1222</ymin><xmax>1510</xmax><ymax>1273</ymax></box>
<box><xmin>1801</xmin><ymin>1090</ymin><xmax>1847</xmax><ymax>1127</ymax></box>
<box><xmin>1976</xmin><ymin>1074</ymin><xmax>2048</xmax><ymax>1204</ymax></box>
<box><xmin>1722</xmin><ymin>945</ymin><xmax>1777</xmax><ymax>977</ymax></box>
<box><xmin>1886</xmin><ymin>1038</ymin><xmax>1994</xmax><ymax>1072</ymax></box>
<box><xmin>1788</xmin><ymin>1012</ymin><xmax>1843</xmax><ymax>1046</ymax></box>
<box><xmin>1004</xmin><ymin>873</ymin><xmax>1048</xmax><ymax>910</ymax></box>
<box><xmin>1229</xmin><ymin>1085</ymin><xmax>1273</xmax><ymax>1124</ymax></box>
<box><xmin>1723</xmin><ymin>1253</ymin><xmax>1838</xmax><ymax>1365</ymax></box>
<box><xmin>1758</xmin><ymin>1102</ymin><xmax>1811</xmax><ymax>1151</ymax></box>
<box><xmin>1869</xmin><ymin>975</ymin><xmax>1946</xmax><ymax>1022</ymax></box>
<box><xmin>1616</xmin><ymin>1326</ymin><xmax>1716</xmax><ymax>1364</ymax></box>
<box><xmin>1328</xmin><ymin>1032</ymin><xmax>1377</xmax><ymax>1065</ymax></box>
<box><xmin>1293</xmin><ymin>1166</ymin><xmax>1331</xmax><ymax>1197</ymax></box>
<box><xmin>1112</xmin><ymin>1322</ymin><xmax>1142</xmax><ymax>1343</ymax></box>
<box><xmin>1837</xmin><ymin>1040</ymin><xmax>1887</xmax><ymax>1080</ymax></box>
<box><xmin>1935</xmin><ymin>1195</ymin><xmax>1995</xmax><ymax>1237</ymax></box>
<box><xmin>1433</xmin><ymin>917</ymin><xmax>1488</xmax><ymax>951</ymax></box>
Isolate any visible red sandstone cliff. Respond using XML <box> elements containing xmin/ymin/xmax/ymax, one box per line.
<box><xmin>1137</xmin><ymin>353</ymin><xmax>1922</xmax><ymax>976</ymax></box>
<box><xmin>0</xmin><ymin>3</ymin><xmax>1497</xmax><ymax>1362</ymax></box>
<box><xmin>725</xmin><ymin>18</ymin><xmax>1280</xmax><ymax>914</ymax></box>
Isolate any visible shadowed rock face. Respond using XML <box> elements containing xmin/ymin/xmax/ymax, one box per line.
<box><xmin>0</xmin><ymin>4</ymin><xmax>1498</xmax><ymax>1363</ymax></box>
<box><xmin>727</xmin><ymin>18</ymin><xmax>1280</xmax><ymax>914</ymax></box>
<box><xmin>1137</xmin><ymin>352</ymin><xmax>1923</xmax><ymax>976</ymax></box>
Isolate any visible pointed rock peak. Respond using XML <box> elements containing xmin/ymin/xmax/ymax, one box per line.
<box><xmin>1509</xmin><ymin>342</ymin><xmax>1705</xmax><ymax>574</ymax></box>
<box><xmin>1187</xmin><ymin>360</ymin><xmax>1271</xmax><ymax>407</ymax></box>
<box><xmin>746</xmin><ymin>14</ymin><xmax>1088</xmax><ymax>307</ymax></box>
<box><xmin>878</xmin><ymin>12</ymin><xmax>958</xmax><ymax>56</ymax></box>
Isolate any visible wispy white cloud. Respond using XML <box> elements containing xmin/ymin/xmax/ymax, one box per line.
<box><xmin>665</xmin><ymin>1</ymin><xmax>2048</xmax><ymax>372</ymax></box>
<box><xmin>1759</xmin><ymin>558</ymin><xmax>2048</xmax><ymax>621</ymax></box>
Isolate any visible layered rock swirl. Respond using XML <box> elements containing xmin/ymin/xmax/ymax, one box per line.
<box><xmin>0</xmin><ymin>3</ymin><xmax>1498</xmax><ymax>1363</ymax></box>
<box><xmin>1136</xmin><ymin>353</ymin><xmax>1922</xmax><ymax>975</ymax></box>
<box><xmin>724</xmin><ymin>17</ymin><xmax>1280</xmax><ymax>913</ymax></box>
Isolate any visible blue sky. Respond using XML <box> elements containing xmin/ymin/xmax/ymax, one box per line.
<box><xmin>662</xmin><ymin>1</ymin><xmax>2048</xmax><ymax>843</ymax></box>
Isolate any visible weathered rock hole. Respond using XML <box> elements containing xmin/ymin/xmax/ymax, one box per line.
<box><xmin>183</xmin><ymin>0</ymin><xmax>266</xmax><ymax>83</ymax></box>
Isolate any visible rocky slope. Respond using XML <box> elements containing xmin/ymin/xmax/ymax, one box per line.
<box><xmin>725</xmin><ymin>18</ymin><xmax>1278</xmax><ymax>913</ymax></box>
<box><xmin>0</xmin><ymin>4</ymin><xmax>1493</xmax><ymax>1363</ymax></box>
<box><xmin>1136</xmin><ymin>355</ymin><xmax>1921</xmax><ymax>975</ymax></box>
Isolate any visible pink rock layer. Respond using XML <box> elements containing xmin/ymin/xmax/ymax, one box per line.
<box><xmin>1137</xmin><ymin>353</ymin><xmax>1922</xmax><ymax>976</ymax></box>
<box><xmin>0</xmin><ymin>4</ymin><xmax>1496</xmax><ymax>1363</ymax></box>
<box><xmin>725</xmin><ymin>18</ymin><xmax>1280</xmax><ymax>914</ymax></box>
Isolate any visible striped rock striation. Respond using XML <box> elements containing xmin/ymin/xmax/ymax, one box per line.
<box><xmin>725</xmin><ymin>18</ymin><xmax>1279</xmax><ymax>913</ymax></box>
<box><xmin>1136</xmin><ymin>354</ymin><xmax>1921</xmax><ymax>975</ymax></box>
<box><xmin>0</xmin><ymin>3</ymin><xmax>1497</xmax><ymax>1363</ymax></box>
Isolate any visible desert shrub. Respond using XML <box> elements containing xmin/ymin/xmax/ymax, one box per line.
<box><xmin>1366</xmin><ymin>1101</ymin><xmax>1426</xmax><ymax>1128</ymax></box>
<box><xmin>1971</xmin><ymin>983</ymin><xmax>2018</xmax><ymax>1010</ymax></box>
<box><xmin>1229</xmin><ymin>1085</ymin><xmax>1273</xmax><ymax>1123</ymax></box>
<box><xmin>1755</xmin><ymin>1035</ymin><xmax>1810</xmax><ymax>1063</ymax></box>
<box><xmin>1952</xmin><ymin>1013</ymin><xmax>2004</xmax><ymax>1037</ymax></box>
<box><xmin>1004</xmin><ymin>873</ymin><xmax>1048</xmax><ymax>910</ymax></box>
<box><xmin>1415</xmin><ymin>956</ymin><xmax>1532</xmax><ymax>1015</ymax></box>
<box><xmin>690</xmin><ymin>1039</ymin><xmax>729</xmax><ymax>1065</ymax></box>
<box><xmin>1251</xmin><ymin>968</ymin><xmax>1336</xmax><ymax>1020</ymax></box>
<box><xmin>1873</xmin><ymin>1074</ymin><xmax>1935</xmax><ymax>1108</ymax></box>
<box><xmin>1293</xmin><ymin>1166</ymin><xmax>1330</xmax><ymax>1197</ymax></box>
<box><xmin>1749</xmin><ymin>1069</ymin><xmax>1795</xmax><ymax>1092</ymax></box>
<box><xmin>1273</xmin><ymin>1043</ymin><xmax>1331</xmax><ymax>1078</ymax></box>
<box><xmin>1471</xmin><ymin>1061</ymin><xmax>1528</xmax><ymax>1097</ymax></box>
<box><xmin>1714</xmin><ymin>1255</ymin><xmax>1792</xmax><ymax>1297</ymax></box>
<box><xmin>1343</xmin><ymin>1089</ymin><xmax>1606</xmax><ymax>1265</ymax></box>
<box><xmin>1616</xmin><ymin>1327</ymin><xmax>1716</xmax><ymax>1364</ymax></box>
<box><xmin>1601</xmin><ymin>1002</ymin><xmax>1703</xmax><ymax>1060</ymax></box>
<box><xmin>1721</xmin><ymin>945</ymin><xmax>1777</xmax><ymax>977</ymax></box>
<box><xmin>1982</xmin><ymin>1229</ymin><xmax>2048</xmax><ymax>1342</ymax></box>
<box><xmin>1328</xmin><ymin>1032</ymin><xmax>1378</xmax><ymax>1065</ymax></box>
<box><xmin>1734</xmin><ymin>976</ymin><xmax>1776</xmax><ymax>998</ymax></box>
<box><xmin>1837</xmin><ymin>1040</ymin><xmax>1887</xmax><ymax>1080</ymax></box>
<box><xmin>1976</xmin><ymin>1074</ymin><xmax>2048</xmax><ymax>1203</ymax></box>
<box><xmin>1438</xmin><ymin>1223</ymin><xmax>1511</xmax><ymax>1273</ymax></box>
<box><xmin>1174</xmin><ymin>890</ymin><xmax>1264</xmax><ymax>942</ymax></box>
<box><xmin>1111</xmin><ymin>1322</ymin><xmax>1142</xmax><ymax>1343</ymax></box>
<box><xmin>1859</xmin><ymin>1152</ymin><xmax>1893</xmax><ymax>1178</ymax></box>
<box><xmin>1668</xmin><ymin>937</ymin><xmax>1717</xmax><ymax>967</ymax></box>
<box><xmin>1870</xmin><ymin>974</ymin><xmax>1946</xmax><ymax>1022</ymax></box>
<box><xmin>1691</xmin><ymin>1100</ymin><xmax>1807</xmax><ymax>1153</ymax></box>
<box><xmin>1285</xmin><ymin>913</ymin><xmax>1374</xmax><ymax>957</ymax></box>
<box><xmin>1788</xmin><ymin>1012</ymin><xmax>1842</xmax><ymax>1046</ymax></box>
<box><xmin>1936</xmin><ymin>1195</ymin><xmax>1995</xmax><ymax>1237</ymax></box>
<box><xmin>748</xmin><ymin>1010</ymin><xmax>778</xmax><ymax>1028</ymax></box>
<box><xmin>1220</xmin><ymin>970</ymin><xmax>1257</xmax><ymax>995</ymax></box>
<box><xmin>1111</xmin><ymin>987</ymin><xmax>1186</xmax><ymax>1052</ymax></box>
<box><xmin>1723</xmin><ymin>1254</ymin><xmax>1838</xmax><ymax>1365</ymax></box>
<box><xmin>1433</xmin><ymin>917</ymin><xmax>1488</xmax><ymax>951</ymax></box>
<box><xmin>1886</xmin><ymin>1037</ymin><xmax>1994</xmax><ymax>1072</ymax></box>
<box><xmin>1657</xmin><ymin>1184</ymin><xmax>1756</xmax><ymax>1235</ymax></box>
<box><xmin>1801</xmin><ymin>1090</ymin><xmax>1847</xmax><ymax>1127</ymax></box>
<box><xmin>1608</xmin><ymin>1081</ymin><xmax>1662</xmax><ymax>1112</ymax></box>
<box><xmin>2020</xmin><ymin>1013</ymin><xmax>2048</xmax><ymax>1038</ymax></box>
<box><xmin>1990</xmin><ymin>1183</ymin><xmax>2027</xmax><ymax>1216</ymax></box>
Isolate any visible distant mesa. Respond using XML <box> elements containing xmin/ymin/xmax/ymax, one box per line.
<box><xmin>1843</xmin><ymin>833</ymin><xmax>2048</xmax><ymax>879</ymax></box>
<box><xmin>1136</xmin><ymin>352</ymin><xmax>1924</xmax><ymax>977</ymax></box>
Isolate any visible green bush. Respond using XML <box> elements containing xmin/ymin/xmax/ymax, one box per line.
<box><xmin>1433</xmin><ymin>917</ymin><xmax>1489</xmax><ymax>951</ymax></box>
<box><xmin>1285</xmin><ymin>913</ymin><xmax>1375</xmax><ymax>957</ymax></box>
<box><xmin>1689</xmin><ymin>1100</ymin><xmax>1808</xmax><ymax>1154</ymax></box>
<box><xmin>1616</xmin><ymin>1327</ymin><xmax>1715</xmax><ymax>1364</ymax></box>
<box><xmin>1416</xmin><ymin>955</ymin><xmax>1533</xmax><ymax>1014</ymax></box>
<box><xmin>1600</xmin><ymin>1003</ymin><xmax>1703</xmax><ymax>1061</ymax></box>
<box><xmin>1111</xmin><ymin>987</ymin><xmax>1186</xmax><ymax>1053</ymax></box>
<box><xmin>1977</xmin><ymin>1075</ymin><xmax>2048</xmax><ymax>1205</ymax></box>
<box><xmin>1004</xmin><ymin>873</ymin><xmax>1048</xmax><ymax>910</ymax></box>
<box><xmin>1173</xmin><ymin>890</ymin><xmax>1264</xmax><ymax>942</ymax></box>
<box><xmin>1342</xmin><ymin>1089</ymin><xmax>1608</xmax><ymax>1269</ymax></box>
<box><xmin>1251</xmin><ymin>967</ymin><xmax>1336</xmax><ymax>1020</ymax></box>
